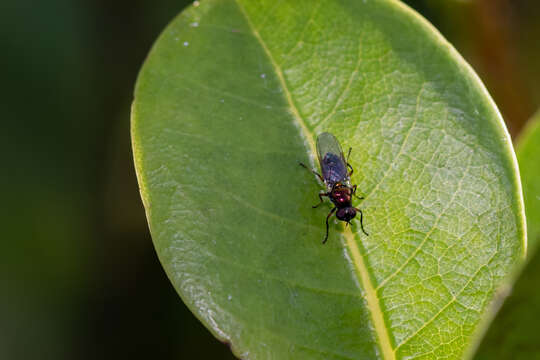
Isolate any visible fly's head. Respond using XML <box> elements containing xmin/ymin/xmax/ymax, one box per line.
<box><xmin>336</xmin><ymin>207</ymin><xmax>356</xmax><ymax>224</ymax></box>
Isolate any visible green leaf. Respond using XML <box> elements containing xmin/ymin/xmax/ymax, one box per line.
<box><xmin>471</xmin><ymin>247</ymin><xmax>540</xmax><ymax>360</ymax></box>
<box><xmin>471</xmin><ymin>112</ymin><xmax>540</xmax><ymax>360</ymax></box>
<box><xmin>517</xmin><ymin>112</ymin><xmax>540</xmax><ymax>250</ymax></box>
<box><xmin>131</xmin><ymin>0</ymin><xmax>525</xmax><ymax>358</ymax></box>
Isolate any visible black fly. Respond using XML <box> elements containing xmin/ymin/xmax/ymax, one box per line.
<box><xmin>300</xmin><ymin>132</ymin><xmax>368</xmax><ymax>244</ymax></box>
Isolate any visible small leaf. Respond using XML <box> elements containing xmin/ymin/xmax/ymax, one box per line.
<box><xmin>471</xmin><ymin>111</ymin><xmax>540</xmax><ymax>360</ymax></box>
<box><xmin>131</xmin><ymin>0</ymin><xmax>525</xmax><ymax>358</ymax></box>
<box><xmin>471</xmin><ymin>248</ymin><xmax>540</xmax><ymax>360</ymax></box>
<box><xmin>517</xmin><ymin>112</ymin><xmax>540</xmax><ymax>249</ymax></box>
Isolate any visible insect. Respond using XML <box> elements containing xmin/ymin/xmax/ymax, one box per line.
<box><xmin>300</xmin><ymin>132</ymin><xmax>368</xmax><ymax>244</ymax></box>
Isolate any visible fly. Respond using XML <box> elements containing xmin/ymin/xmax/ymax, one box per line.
<box><xmin>300</xmin><ymin>132</ymin><xmax>368</xmax><ymax>244</ymax></box>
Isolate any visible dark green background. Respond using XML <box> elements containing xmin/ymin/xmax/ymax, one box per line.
<box><xmin>2</xmin><ymin>0</ymin><xmax>539</xmax><ymax>359</ymax></box>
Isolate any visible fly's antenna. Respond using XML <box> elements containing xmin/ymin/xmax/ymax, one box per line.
<box><xmin>346</xmin><ymin>147</ymin><xmax>352</xmax><ymax>163</ymax></box>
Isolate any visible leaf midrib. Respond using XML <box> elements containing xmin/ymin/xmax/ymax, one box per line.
<box><xmin>234</xmin><ymin>1</ymin><xmax>395</xmax><ymax>358</ymax></box>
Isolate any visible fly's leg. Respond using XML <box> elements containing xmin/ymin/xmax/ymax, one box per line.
<box><xmin>355</xmin><ymin>208</ymin><xmax>369</xmax><ymax>236</ymax></box>
<box><xmin>299</xmin><ymin>162</ymin><xmax>324</xmax><ymax>183</ymax></box>
<box><xmin>313</xmin><ymin>192</ymin><xmax>330</xmax><ymax>208</ymax></box>
<box><xmin>323</xmin><ymin>207</ymin><xmax>337</xmax><ymax>244</ymax></box>
<box><xmin>351</xmin><ymin>184</ymin><xmax>364</xmax><ymax>200</ymax></box>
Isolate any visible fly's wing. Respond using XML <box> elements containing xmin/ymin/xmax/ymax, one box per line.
<box><xmin>316</xmin><ymin>132</ymin><xmax>348</xmax><ymax>188</ymax></box>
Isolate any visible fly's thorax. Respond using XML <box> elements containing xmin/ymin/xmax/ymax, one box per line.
<box><xmin>324</xmin><ymin>179</ymin><xmax>351</xmax><ymax>192</ymax></box>
<box><xmin>330</xmin><ymin>183</ymin><xmax>352</xmax><ymax>207</ymax></box>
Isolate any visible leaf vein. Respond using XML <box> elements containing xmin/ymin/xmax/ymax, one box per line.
<box><xmin>362</xmin><ymin>84</ymin><xmax>426</xmax><ymax>202</ymax></box>
<box><xmin>315</xmin><ymin>35</ymin><xmax>362</xmax><ymax>131</ymax></box>
<box><xmin>395</xmin><ymin>251</ymin><xmax>496</xmax><ymax>350</ymax></box>
<box><xmin>375</xmin><ymin>155</ymin><xmax>473</xmax><ymax>291</ymax></box>
<box><xmin>234</xmin><ymin>2</ymin><xmax>394</xmax><ymax>358</ymax></box>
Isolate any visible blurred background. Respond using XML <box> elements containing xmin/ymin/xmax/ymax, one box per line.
<box><xmin>1</xmin><ymin>0</ymin><xmax>539</xmax><ymax>359</ymax></box>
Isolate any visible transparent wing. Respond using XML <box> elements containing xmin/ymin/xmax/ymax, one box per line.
<box><xmin>316</xmin><ymin>132</ymin><xmax>348</xmax><ymax>187</ymax></box>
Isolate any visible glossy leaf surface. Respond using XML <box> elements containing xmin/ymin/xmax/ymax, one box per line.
<box><xmin>131</xmin><ymin>0</ymin><xmax>525</xmax><ymax>358</ymax></box>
